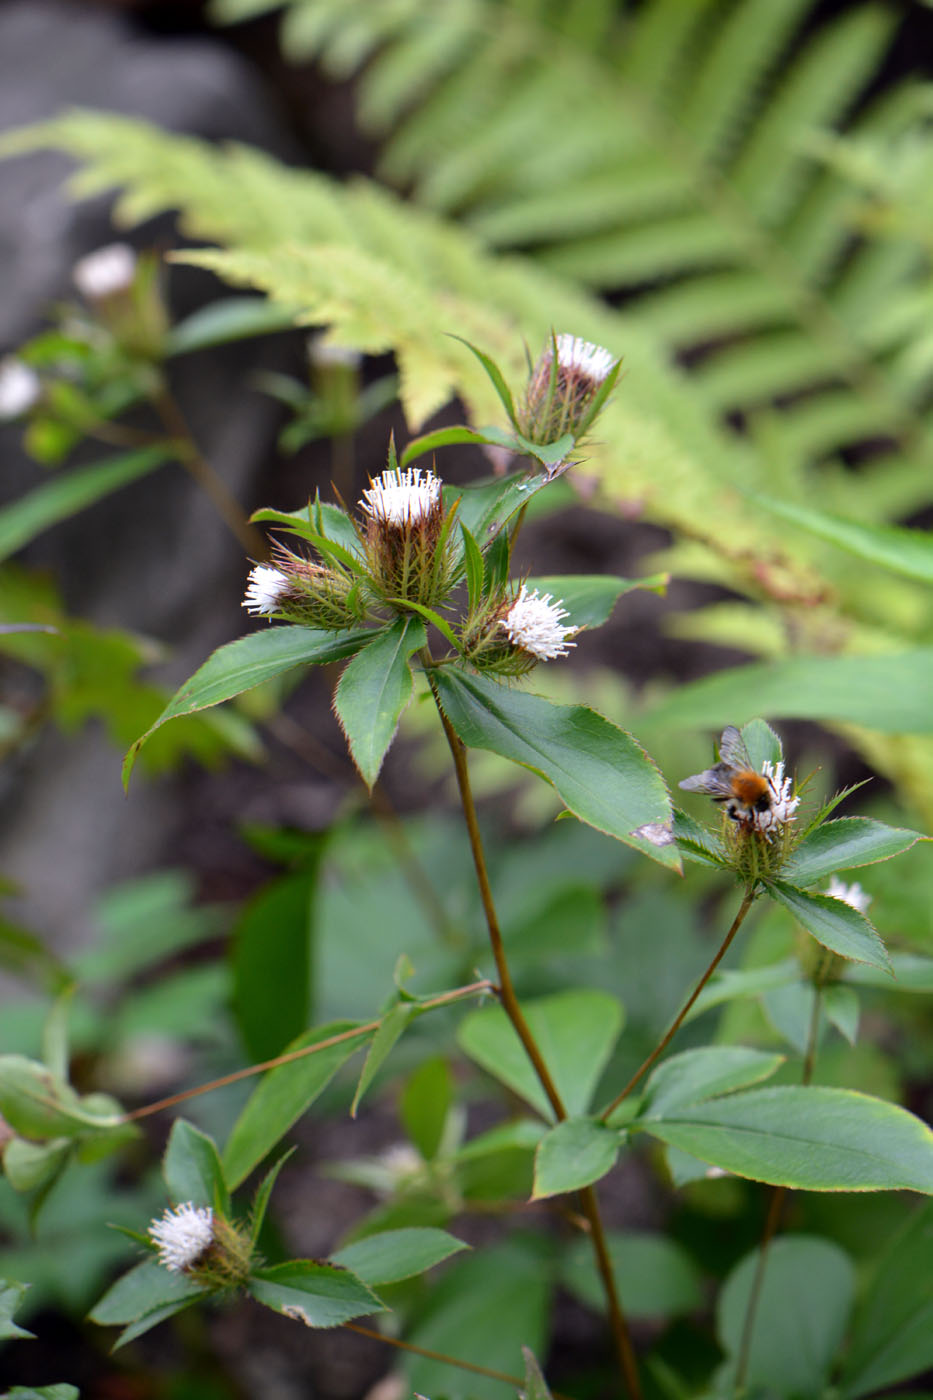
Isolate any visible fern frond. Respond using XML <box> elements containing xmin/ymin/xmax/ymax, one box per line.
<box><xmin>226</xmin><ymin>0</ymin><xmax>933</xmax><ymax>476</ymax></box>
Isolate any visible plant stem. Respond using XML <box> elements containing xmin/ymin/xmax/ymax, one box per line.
<box><xmin>121</xmin><ymin>979</ymin><xmax>492</xmax><ymax>1123</ymax></box>
<box><xmin>342</xmin><ymin>1322</ymin><xmax>573</xmax><ymax>1400</ymax></box>
<box><xmin>600</xmin><ymin>885</ymin><xmax>757</xmax><ymax>1122</ymax></box>
<box><xmin>151</xmin><ymin>380</ymin><xmax>267</xmax><ymax>558</ymax></box>
<box><xmin>733</xmin><ymin>953</ymin><xmax>832</xmax><ymax>1393</ymax></box>
<box><xmin>425</xmin><ymin>658</ymin><xmax>643</xmax><ymax>1399</ymax></box>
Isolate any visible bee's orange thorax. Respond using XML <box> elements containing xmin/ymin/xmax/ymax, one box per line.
<box><xmin>730</xmin><ymin>770</ymin><xmax>769</xmax><ymax>805</ymax></box>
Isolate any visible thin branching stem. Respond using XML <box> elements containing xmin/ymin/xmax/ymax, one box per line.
<box><xmin>424</xmin><ymin>654</ymin><xmax>643</xmax><ymax>1399</ymax></box>
<box><xmin>121</xmin><ymin>980</ymin><xmax>493</xmax><ymax>1123</ymax></box>
<box><xmin>151</xmin><ymin>380</ymin><xmax>267</xmax><ymax>558</ymax></box>
<box><xmin>600</xmin><ymin>884</ymin><xmax>757</xmax><ymax>1122</ymax></box>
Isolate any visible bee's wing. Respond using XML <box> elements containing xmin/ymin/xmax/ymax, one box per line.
<box><xmin>717</xmin><ymin>725</ymin><xmax>752</xmax><ymax>770</ymax></box>
<box><xmin>678</xmin><ymin>764</ymin><xmax>735</xmax><ymax>798</ymax></box>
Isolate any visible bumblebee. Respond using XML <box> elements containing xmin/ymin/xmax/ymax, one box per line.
<box><xmin>679</xmin><ymin>726</ymin><xmax>775</xmax><ymax>830</ymax></box>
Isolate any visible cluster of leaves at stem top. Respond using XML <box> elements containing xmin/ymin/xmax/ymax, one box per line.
<box><xmin>123</xmin><ymin>335</ymin><xmax>680</xmax><ymax>868</ymax></box>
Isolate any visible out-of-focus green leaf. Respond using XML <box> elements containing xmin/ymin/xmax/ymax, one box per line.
<box><xmin>647</xmin><ymin>650</ymin><xmax>933</xmax><ymax>734</ymax></box>
<box><xmin>750</xmin><ymin>493</ymin><xmax>933</xmax><ymax>584</ymax></box>
<box><xmin>0</xmin><ymin>447</ymin><xmax>171</xmax><ymax>562</ymax></box>
<box><xmin>458</xmin><ymin>989</ymin><xmax>623</xmax><ymax>1121</ymax></box>
<box><xmin>231</xmin><ymin>870</ymin><xmax>315</xmax><ymax>1062</ymax></box>
<box><xmin>561</xmin><ymin>1231</ymin><xmax>703</xmax><ymax>1320</ymax></box>
<box><xmin>163</xmin><ymin>1119</ymin><xmax>229</xmax><ymax>1214</ymax></box>
<box><xmin>533</xmin><ymin>1117</ymin><xmax>621</xmax><ymax>1197</ymax></box>
<box><xmin>524</xmin><ymin>572</ymin><xmax>668</xmax><ymax>630</ymax></box>
<box><xmin>331</xmin><ymin>1227</ymin><xmax>469</xmax><ymax>1285</ymax></box>
<box><xmin>167</xmin><ymin>296</ymin><xmax>297</xmax><ymax>354</ymax></box>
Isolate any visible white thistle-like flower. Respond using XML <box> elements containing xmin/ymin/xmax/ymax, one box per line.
<box><xmin>754</xmin><ymin>759</ymin><xmax>800</xmax><ymax>835</ymax></box>
<box><xmin>73</xmin><ymin>242</ymin><xmax>137</xmax><ymax>300</ymax></box>
<box><xmin>360</xmin><ymin>467</ymin><xmax>441</xmax><ymax>527</ymax></box>
<box><xmin>0</xmin><ymin>358</ymin><xmax>40</xmax><ymax>419</ymax></box>
<box><xmin>825</xmin><ymin>875</ymin><xmax>871</xmax><ymax>913</ymax></box>
<box><xmin>243</xmin><ymin>564</ymin><xmax>289</xmax><ymax>615</ymax></box>
<box><xmin>500</xmin><ymin>585</ymin><xmax>577</xmax><ymax>661</ymax></box>
<box><xmin>554</xmin><ymin>334</ymin><xmax>616</xmax><ymax>385</ymax></box>
<box><xmin>149</xmin><ymin>1203</ymin><xmax>214</xmax><ymax>1273</ymax></box>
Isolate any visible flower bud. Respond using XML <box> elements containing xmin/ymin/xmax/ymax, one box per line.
<box><xmin>360</xmin><ymin>462</ymin><xmax>455</xmax><ymax>607</ymax></box>
<box><xmin>243</xmin><ymin>548</ymin><xmax>363</xmax><ymax>631</ymax></box>
<box><xmin>466</xmin><ymin>585</ymin><xmax>578</xmax><ymax>676</ymax></box>
<box><xmin>149</xmin><ymin>1202</ymin><xmax>254</xmax><ymax>1290</ymax></box>
<box><xmin>73</xmin><ymin>244</ymin><xmax>167</xmax><ymax>358</ymax></box>
<box><xmin>0</xmin><ymin>358</ymin><xmax>41</xmax><ymax>420</ymax></box>
<box><xmin>518</xmin><ymin>333</ymin><xmax>619</xmax><ymax>448</ymax></box>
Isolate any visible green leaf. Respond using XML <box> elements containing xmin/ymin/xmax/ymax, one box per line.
<box><xmin>717</xmin><ymin>1236</ymin><xmax>855</xmax><ymax>1394</ymax></box>
<box><xmin>124</xmin><ymin>625</ymin><xmax>376</xmax><ymax>785</ymax></box>
<box><xmin>782</xmin><ymin>818</ymin><xmax>927</xmax><ymax>888</ymax></box>
<box><xmin>671</xmin><ymin>809</ymin><xmax>730</xmax><ymax>868</ymax></box>
<box><xmin>823</xmin><ymin>983</ymin><xmax>860</xmax><ymax>1047</ymax></box>
<box><xmin>350</xmin><ymin>1002</ymin><xmax>415</xmax><ymax>1117</ymax></box>
<box><xmin>533</xmin><ymin>1117</ymin><xmax>621</xmax><ymax>1198</ymax></box>
<box><xmin>431</xmin><ymin>669</ymin><xmax>679</xmax><ymax>869</ymax></box>
<box><xmin>163</xmin><ymin>1119</ymin><xmax>229</xmax><ymax>1215</ymax></box>
<box><xmin>0</xmin><ymin>1279</ymin><xmax>35</xmax><ymax>1341</ymax></box>
<box><xmin>524</xmin><ymin>573</ymin><xmax>668</xmax><ymax>630</ymax></box>
<box><xmin>334</xmin><ymin>616</ymin><xmax>426</xmax><ymax>788</ymax></box>
<box><xmin>739</xmin><ymin>717</ymin><xmax>783</xmax><ymax>770</ymax></box>
<box><xmin>561</xmin><ymin>1231</ymin><xmax>703</xmax><ymax>1320</ymax></box>
<box><xmin>460</xmin><ymin>523</ymin><xmax>485</xmax><ymax>610</ymax></box>
<box><xmin>90</xmin><ymin>1257</ymin><xmax>204</xmax><ymax>1326</ymax></box>
<box><xmin>639</xmin><ymin>1085</ymin><xmax>933</xmax><ymax>1191</ymax></box>
<box><xmin>840</xmin><ymin>1201</ymin><xmax>933</xmax><ymax>1398</ymax></box>
<box><xmin>0</xmin><ymin>447</ymin><xmax>171</xmax><ymax>562</ymax></box>
<box><xmin>331</xmin><ymin>1227</ymin><xmax>469</xmax><ymax>1285</ymax></box>
<box><xmin>250</xmin><ymin>1148</ymin><xmax>295</xmax><ymax>1245</ymax></box>
<box><xmin>521</xmin><ymin>1349</ymin><xmax>554</xmax><ymax>1400</ymax></box>
<box><xmin>113</xmin><ymin>1297</ymin><xmax>202</xmax><ymax>1349</ymax></box>
<box><xmin>749</xmin><ymin>492</ymin><xmax>933</xmax><ymax>585</ymax></box>
<box><xmin>638</xmin><ymin>1047</ymin><xmax>786</xmax><ymax>1118</ymax></box>
<box><xmin>2</xmin><ymin>1138</ymin><xmax>71</xmax><ymax>1194</ymax></box>
<box><xmin>248</xmin><ymin>1261</ymin><xmax>383</xmax><ymax>1327</ymax></box>
<box><xmin>766</xmin><ymin>880</ymin><xmax>891</xmax><ymax>971</ymax></box>
<box><xmin>449</xmin><ymin>335</ymin><xmax>518</xmax><ymax>427</ymax></box>
<box><xmin>0</xmin><ymin>1055</ymin><xmax>121</xmax><ymax>1139</ymax></box>
<box><xmin>458</xmin><ymin>989</ymin><xmax>624</xmax><ymax>1122</ymax></box>
<box><xmin>647</xmin><ymin>650</ymin><xmax>933</xmax><ymax>734</ymax></box>
<box><xmin>4</xmin><ymin>1389</ymin><xmax>80</xmax><ymax>1400</ymax></box>
<box><xmin>400</xmin><ymin>425</ymin><xmax>492</xmax><ymax>467</ymax></box>
<box><xmin>847</xmin><ymin>953</ymin><xmax>933</xmax><ymax>993</ymax></box>
<box><xmin>167</xmin><ymin>296</ymin><xmax>297</xmax><ymax>354</ymax></box>
<box><xmin>222</xmin><ymin>1020</ymin><xmax>363</xmax><ymax>1189</ymax></box>
<box><xmin>232</xmin><ymin>869</ymin><xmax>315</xmax><ymax>1062</ymax></box>
<box><xmin>686</xmin><ymin>958</ymin><xmax>801</xmax><ymax>1022</ymax></box>
<box><xmin>405</xmin><ymin>1239</ymin><xmax>550</xmax><ymax>1400</ymax></box>
<box><xmin>400</xmin><ymin>1056</ymin><xmax>452</xmax><ymax>1161</ymax></box>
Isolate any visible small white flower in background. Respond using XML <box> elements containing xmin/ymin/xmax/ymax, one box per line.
<box><xmin>756</xmin><ymin>759</ymin><xmax>800</xmax><ymax>835</ymax></box>
<box><xmin>360</xmin><ymin>467</ymin><xmax>441</xmax><ymax>527</ymax></box>
<box><xmin>73</xmin><ymin>242</ymin><xmax>137</xmax><ymax>300</ymax></box>
<box><xmin>825</xmin><ymin>875</ymin><xmax>871</xmax><ymax>913</ymax></box>
<box><xmin>307</xmin><ymin>333</ymin><xmax>362</xmax><ymax>370</ymax></box>
<box><xmin>149</xmin><ymin>1203</ymin><xmax>214</xmax><ymax>1272</ymax></box>
<box><xmin>554</xmin><ymin>334</ymin><xmax>616</xmax><ymax>385</ymax></box>
<box><xmin>500</xmin><ymin>585</ymin><xmax>577</xmax><ymax>661</ymax></box>
<box><xmin>0</xmin><ymin>358</ymin><xmax>40</xmax><ymax>419</ymax></box>
<box><xmin>243</xmin><ymin>564</ymin><xmax>289</xmax><ymax>616</ymax></box>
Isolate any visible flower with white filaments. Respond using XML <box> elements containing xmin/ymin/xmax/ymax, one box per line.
<box><xmin>149</xmin><ymin>1203</ymin><xmax>214</xmax><ymax>1273</ymax></box>
<box><xmin>553</xmin><ymin>334</ymin><xmax>616</xmax><ymax>385</ymax></box>
<box><xmin>243</xmin><ymin>565</ymin><xmax>289</xmax><ymax>616</ymax></box>
<box><xmin>500</xmin><ymin>586</ymin><xmax>577</xmax><ymax>660</ymax></box>
<box><xmin>361</xmin><ymin>468</ymin><xmax>441</xmax><ymax>527</ymax></box>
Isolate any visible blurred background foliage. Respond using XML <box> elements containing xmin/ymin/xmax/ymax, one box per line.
<box><xmin>0</xmin><ymin>0</ymin><xmax>931</xmax><ymax>1396</ymax></box>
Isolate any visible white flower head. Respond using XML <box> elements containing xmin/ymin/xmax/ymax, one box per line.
<box><xmin>0</xmin><ymin>358</ymin><xmax>40</xmax><ymax>419</ymax></box>
<box><xmin>73</xmin><ymin>242</ymin><xmax>137</xmax><ymax>300</ymax></box>
<box><xmin>149</xmin><ymin>1203</ymin><xmax>214</xmax><ymax>1273</ymax></box>
<box><xmin>243</xmin><ymin>564</ymin><xmax>289</xmax><ymax>615</ymax></box>
<box><xmin>754</xmin><ymin>759</ymin><xmax>800</xmax><ymax>837</ymax></box>
<box><xmin>554</xmin><ymin>334</ymin><xmax>616</xmax><ymax>385</ymax></box>
<box><xmin>500</xmin><ymin>585</ymin><xmax>577</xmax><ymax>661</ymax></box>
<box><xmin>825</xmin><ymin>875</ymin><xmax>871</xmax><ymax>913</ymax></box>
<box><xmin>360</xmin><ymin>467</ymin><xmax>442</xmax><ymax>528</ymax></box>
